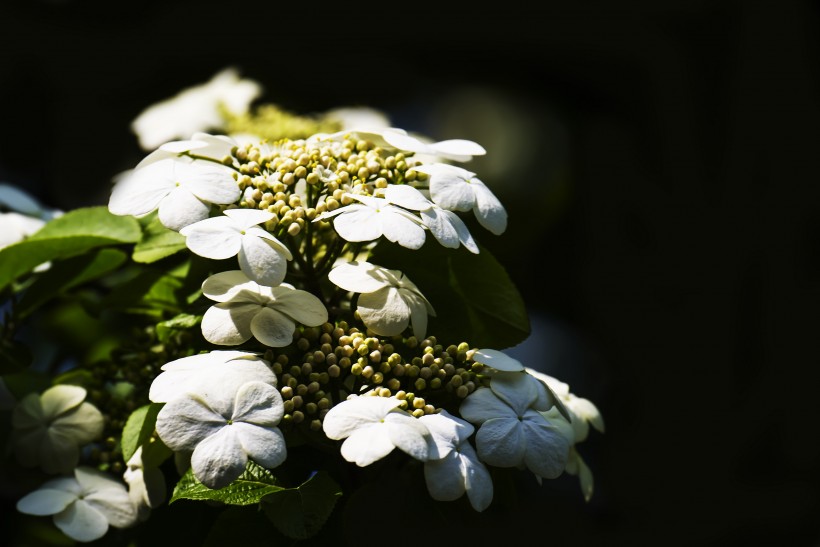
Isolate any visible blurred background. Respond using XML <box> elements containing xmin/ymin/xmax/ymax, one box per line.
<box><xmin>2</xmin><ymin>0</ymin><xmax>820</xmax><ymax>545</ymax></box>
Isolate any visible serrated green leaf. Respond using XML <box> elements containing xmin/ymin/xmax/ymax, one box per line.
<box><xmin>262</xmin><ymin>471</ymin><xmax>342</xmax><ymax>540</ymax></box>
<box><xmin>156</xmin><ymin>313</ymin><xmax>202</xmax><ymax>344</ymax></box>
<box><xmin>170</xmin><ymin>461</ymin><xmax>283</xmax><ymax>506</ymax></box>
<box><xmin>14</xmin><ymin>248</ymin><xmax>127</xmax><ymax>318</ymax></box>
<box><xmin>0</xmin><ymin>207</ymin><xmax>141</xmax><ymax>293</ymax></box>
<box><xmin>370</xmin><ymin>239</ymin><xmax>530</xmax><ymax>349</ymax></box>
<box><xmin>121</xmin><ymin>403</ymin><xmax>164</xmax><ymax>462</ymax></box>
<box><xmin>133</xmin><ymin>213</ymin><xmax>187</xmax><ymax>264</ymax></box>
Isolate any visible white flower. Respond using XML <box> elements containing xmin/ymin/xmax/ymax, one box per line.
<box><xmin>131</xmin><ymin>67</ymin><xmax>262</xmax><ymax>151</ymax></box>
<box><xmin>134</xmin><ymin>133</ymin><xmax>239</xmax><ymax>170</ymax></box>
<box><xmin>180</xmin><ymin>208</ymin><xmax>292</xmax><ymax>286</ymax></box>
<box><xmin>155</xmin><ymin>381</ymin><xmax>287</xmax><ymax>489</ymax></box>
<box><xmin>313</xmin><ymin>193</ymin><xmax>426</xmax><ymax>250</ymax></box>
<box><xmin>149</xmin><ymin>350</ymin><xmax>277</xmax><ymax>403</ymax></box>
<box><xmin>383</xmin><ymin>184</ymin><xmax>478</xmax><ymax>254</ymax></box>
<box><xmin>459</xmin><ymin>372</ymin><xmax>570</xmax><ymax>479</ymax></box>
<box><xmin>419</xmin><ymin>410</ymin><xmax>493</xmax><ymax>512</ymax></box>
<box><xmin>200</xmin><ymin>270</ymin><xmax>328</xmax><ymax>347</ymax></box>
<box><xmin>0</xmin><ymin>211</ymin><xmax>46</xmax><ymax>249</ymax></box>
<box><xmin>123</xmin><ymin>446</ymin><xmax>166</xmax><ymax>521</ymax></box>
<box><xmin>471</xmin><ymin>348</ymin><xmax>526</xmax><ymax>372</ymax></box>
<box><xmin>322</xmin><ymin>395</ymin><xmax>431</xmax><ymax>466</ymax></box>
<box><xmin>525</xmin><ymin>368</ymin><xmax>605</xmax><ymax>442</ymax></box>
<box><xmin>12</xmin><ymin>385</ymin><xmax>104</xmax><ymax>474</ymax></box>
<box><xmin>108</xmin><ymin>157</ymin><xmax>240</xmax><ymax>231</ymax></box>
<box><xmin>16</xmin><ymin>466</ymin><xmax>138</xmax><ymax>543</ymax></box>
<box><xmin>381</xmin><ymin>129</ymin><xmax>487</xmax><ymax>162</ymax></box>
<box><xmin>328</xmin><ymin>261</ymin><xmax>435</xmax><ymax>340</ymax></box>
<box><xmin>414</xmin><ymin>163</ymin><xmax>507</xmax><ymax>235</ymax></box>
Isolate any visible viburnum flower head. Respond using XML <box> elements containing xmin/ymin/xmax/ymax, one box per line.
<box><xmin>108</xmin><ymin>157</ymin><xmax>240</xmax><ymax>231</ymax></box>
<box><xmin>322</xmin><ymin>394</ymin><xmax>431</xmax><ymax>466</ymax></box>
<box><xmin>419</xmin><ymin>410</ymin><xmax>494</xmax><ymax>512</ymax></box>
<box><xmin>12</xmin><ymin>385</ymin><xmax>104</xmax><ymax>474</ymax></box>
<box><xmin>123</xmin><ymin>446</ymin><xmax>166</xmax><ymax>521</ymax></box>
<box><xmin>16</xmin><ymin>466</ymin><xmax>138</xmax><ymax>543</ymax></box>
<box><xmin>180</xmin><ymin>208</ymin><xmax>292</xmax><ymax>286</ymax></box>
<box><xmin>459</xmin><ymin>368</ymin><xmax>570</xmax><ymax>480</ymax></box>
<box><xmin>328</xmin><ymin>261</ymin><xmax>435</xmax><ymax>340</ymax></box>
<box><xmin>414</xmin><ymin>163</ymin><xmax>507</xmax><ymax>236</ymax></box>
<box><xmin>314</xmin><ymin>193</ymin><xmax>426</xmax><ymax>250</ymax></box>
<box><xmin>200</xmin><ymin>270</ymin><xmax>328</xmax><ymax>347</ymax></box>
<box><xmin>155</xmin><ymin>381</ymin><xmax>287</xmax><ymax>489</ymax></box>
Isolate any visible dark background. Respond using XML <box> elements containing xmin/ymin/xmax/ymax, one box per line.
<box><xmin>2</xmin><ymin>1</ymin><xmax>820</xmax><ymax>545</ymax></box>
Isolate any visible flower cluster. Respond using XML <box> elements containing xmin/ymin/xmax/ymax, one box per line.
<box><xmin>1</xmin><ymin>84</ymin><xmax>604</xmax><ymax>544</ymax></box>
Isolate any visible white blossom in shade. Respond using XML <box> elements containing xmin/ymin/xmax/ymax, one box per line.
<box><xmin>123</xmin><ymin>446</ymin><xmax>166</xmax><ymax>521</ymax></box>
<box><xmin>200</xmin><ymin>270</ymin><xmax>328</xmax><ymax>347</ymax></box>
<box><xmin>11</xmin><ymin>385</ymin><xmax>104</xmax><ymax>474</ymax></box>
<box><xmin>419</xmin><ymin>410</ymin><xmax>493</xmax><ymax>512</ymax></box>
<box><xmin>131</xmin><ymin>67</ymin><xmax>262</xmax><ymax>151</ymax></box>
<box><xmin>525</xmin><ymin>368</ymin><xmax>605</xmax><ymax>442</ymax></box>
<box><xmin>458</xmin><ymin>377</ymin><xmax>570</xmax><ymax>480</ymax></box>
<box><xmin>155</xmin><ymin>381</ymin><xmax>287</xmax><ymax>489</ymax></box>
<box><xmin>16</xmin><ymin>466</ymin><xmax>138</xmax><ymax>543</ymax></box>
<box><xmin>381</xmin><ymin>129</ymin><xmax>487</xmax><ymax>162</ymax></box>
<box><xmin>313</xmin><ymin>193</ymin><xmax>426</xmax><ymax>250</ymax></box>
<box><xmin>179</xmin><ymin>208</ymin><xmax>292</xmax><ymax>286</ymax></box>
<box><xmin>0</xmin><ymin>211</ymin><xmax>45</xmax><ymax>249</ymax></box>
<box><xmin>414</xmin><ymin>163</ymin><xmax>507</xmax><ymax>236</ymax></box>
<box><xmin>108</xmin><ymin>157</ymin><xmax>240</xmax><ymax>231</ymax></box>
<box><xmin>541</xmin><ymin>406</ymin><xmax>596</xmax><ymax>501</ymax></box>
<box><xmin>322</xmin><ymin>395</ymin><xmax>431</xmax><ymax>466</ymax></box>
<box><xmin>149</xmin><ymin>350</ymin><xmax>276</xmax><ymax>403</ymax></box>
<box><xmin>328</xmin><ymin>261</ymin><xmax>435</xmax><ymax>340</ymax></box>
<box><xmin>383</xmin><ymin>184</ymin><xmax>478</xmax><ymax>254</ymax></box>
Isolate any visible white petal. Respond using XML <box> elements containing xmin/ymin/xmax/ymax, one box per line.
<box><xmin>383</xmin><ymin>185</ymin><xmax>432</xmax><ymax>211</ymax></box>
<box><xmin>379</xmin><ymin>208</ymin><xmax>426</xmax><ymax>249</ymax></box>
<box><xmin>270</xmin><ymin>287</ymin><xmax>328</xmax><ymax>326</ymax></box>
<box><xmin>250</xmin><ymin>307</ymin><xmax>297</xmax><ymax>347</ymax></box>
<box><xmin>443</xmin><ymin>209</ymin><xmax>479</xmax><ymax>254</ymax></box>
<box><xmin>248</xmin><ymin>227</ymin><xmax>292</xmax><ymax>259</ymax></box>
<box><xmin>421</xmin><ymin>208</ymin><xmax>460</xmax><ymax>249</ymax></box>
<box><xmin>157</xmin><ymin>186</ymin><xmax>210</xmax><ymax>231</ymax></box>
<box><xmin>471</xmin><ymin>180</ymin><xmax>507</xmax><ymax>235</ymax></box>
<box><xmin>357</xmin><ymin>288</ymin><xmax>410</xmax><ymax>336</ymax></box>
<box><xmin>522</xmin><ymin>413</ymin><xmax>570</xmax><ymax>479</ymax></box>
<box><xmin>419</xmin><ymin>411</ymin><xmax>473</xmax><ymax>459</ymax></box>
<box><xmin>201</xmin><ymin>302</ymin><xmax>258</xmax><ymax>345</ymax></box>
<box><xmin>459</xmin><ymin>387</ymin><xmax>515</xmax><ymax>424</ymax></box>
<box><xmin>180</xmin><ymin>162</ymin><xmax>240</xmax><ymax>205</ymax></box>
<box><xmin>53</xmin><ymin>500</ymin><xmax>109</xmax><ymax>542</ymax></box>
<box><xmin>191</xmin><ymin>427</ymin><xmax>247</xmax><ymax>489</ymax></box>
<box><xmin>17</xmin><ymin>488</ymin><xmax>78</xmax><ymax>515</ymax></box>
<box><xmin>475</xmin><ymin>418</ymin><xmax>525</xmax><ymax>468</ymax></box>
<box><xmin>12</xmin><ymin>393</ymin><xmax>43</xmax><ymax>428</ymax></box>
<box><xmin>429</xmin><ymin>139</ymin><xmax>487</xmax><ymax>158</ymax></box>
<box><xmin>424</xmin><ymin>453</ymin><xmax>465</xmax><ymax>501</ymax></box>
<box><xmin>473</xmin><ymin>349</ymin><xmax>524</xmax><ymax>372</ymax></box>
<box><xmin>108</xmin><ymin>160</ymin><xmax>173</xmax><ymax>217</ymax></box>
<box><xmin>402</xmin><ymin>289</ymin><xmax>431</xmax><ymax>341</ymax></box>
<box><xmin>332</xmin><ymin>207</ymin><xmax>383</xmax><ymax>242</ymax></box>
<box><xmin>238</xmin><ymin>236</ymin><xmax>288</xmax><ymax>286</ymax></box>
<box><xmin>223</xmin><ymin>208</ymin><xmax>274</xmax><ymax>228</ymax></box>
<box><xmin>180</xmin><ymin>216</ymin><xmax>242</xmax><ymax>260</ymax></box>
<box><xmin>40</xmin><ymin>385</ymin><xmax>86</xmax><ymax>418</ymax></box>
<box><xmin>40</xmin><ymin>430</ymin><xmax>81</xmax><ymax>474</ymax></box>
<box><xmin>155</xmin><ymin>396</ymin><xmax>226</xmax><ymax>452</ymax></box>
<box><xmin>201</xmin><ymin>270</ymin><xmax>257</xmax><ymax>302</ymax></box>
<box><xmin>384</xmin><ymin>411</ymin><xmax>431</xmax><ymax>461</ymax></box>
<box><xmin>322</xmin><ymin>396</ymin><xmax>402</xmax><ymax>439</ymax></box>
<box><xmin>461</xmin><ymin>442</ymin><xmax>494</xmax><ymax>511</ymax></box>
<box><xmin>490</xmin><ymin>371</ymin><xmax>538</xmax><ymax>415</ymax></box>
<box><xmin>84</xmin><ymin>487</ymin><xmax>138</xmax><ymax>529</ymax></box>
<box><xmin>340</xmin><ymin>425</ymin><xmax>396</xmax><ymax>467</ymax></box>
<box><xmin>234</xmin><ymin>422</ymin><xmax>287</xmax><ymax>469</ymax></box>
<box><xmin>231</xmin><ymin>382</ymin><xmax>284</xmax><ymax>426</ymax></box>
<box><xmin>328</xmin><ymin>261</ymin><xmax>392</xmax><ymax>293</ymax></box>
<box><xmin>51</xmin><ymin>402</ymin><xmax>104</xmax><ymax>446</ymax></box>
<box><xmin>426</xmin><ymin>166</ymin><xmax>476</xmax><ymax>212</ymax></box>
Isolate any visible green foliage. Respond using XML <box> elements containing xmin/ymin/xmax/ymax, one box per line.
<box><xmin>371</xmin><ymin>239</ymin><xmax>531</xmax><ymax>349</ymax></box>
<box><xmin>261</xmin><ymin>471</ymin><xmax>342</xmax><ymax>540</ymax></box>
<box><xmin>0</xmin><ymin>206</ymin><xmax>140</xmax><ymax>292</ymax></box>
<box><xmin>121</xmin><ymin>403</ymin><xmax>164</xmax><ymax>462</ymax></box>
<box><xmin>156</xmin><ymin>313</ymin><xmax>202</xmax><ymax>344</ymax></box>
<box><xmin>170</xmin><ymin>461</ymin><xmax>284</xmax><ymax>506</ymax></box>
<box><xmin>132</xmin><ymin>213</ymin><xmax>187</xmax><ymax>264</ymax></box>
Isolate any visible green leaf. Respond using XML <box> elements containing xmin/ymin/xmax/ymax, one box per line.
<box><xmin>262</xmin><ymin>471</ymin><xmax>342</xmax><ymax>540</ymax></box>
<box><xmin>14</xmin><ymin>248</ymin><xmax>128</xmax><ymax>318</ymax></box>
<box><xmin>156</xmin><ymin>313</ymin><xmax>202</xmax><ymax>344</ymax></box>
<box><xmin>370</xmin><ymin>239</ymin><xmax>530</xmax><ymax>349</ymax></box>
<box><xmin>0</xmin><ymin>206</ymin><xmax>140</xmax><ymax>293</ymax></box>
<box><xmin>100</xmin><ymin>268</ymin><xmax>186</xmax><ymax>317</ymax></box>
<box><xmin>170</xmin><ymin>461</ymin><xmax>284</xmax><ymax>506</ymax></box>
<box><xmin>133</xmin><ymin>213</ymin><xmax>187</xmax><ymax>263</ymax></box>
<box><xmin>121</xmin><ymin>403</ymin><xmax>164</xmax><ymax>462</ymax></box>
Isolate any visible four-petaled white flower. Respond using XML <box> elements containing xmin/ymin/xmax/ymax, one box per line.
<box><xmin>414</xmin><ymin>163</ymin><xmax>507</xmax><ymax>236</ymax></box>
<box><xmin>381</xmin><ymin>129</ymin><xmax>487</xmax><ymax>162</ymax></box>
<box><xmin>322</xmin><ymin>395</ymin><xmax>431</xmax><ymax>466</ymax></box>
<box><xmin>419</xmin><ymin>410</ymin><xmax>494</xmax><ymax>512</ymax></box>
<box><xmin>155</xmin><ymin>380</ymin><xmax>287</xmax><ymax>489</ymax></box>
<box><xmin>123</xmin><ymin>446</ymin><xmax>166</xmax><ymax>522</ymax></box>
<box><xmin>108</xmin><ymin>157</ymin><xmax>240</xmax><ymax>232</ymax></box>
<box><xmin>133</xmin><ymin>132</ymin><xmax>239</xmax><ymax>171</ymax></box>
<box><xmin>328</xmin><ymin>261</ymin><xmax>435</xmax><ymax>340</ymax></box>
<box><xmin>383</xmin><ymin>185</ymin><xmax>478</xmax><ymax>254</ymax></box>
<box><xmin>314</xmin><ymin>193</ymin><xmax>426</xmax><ymax>250</ymax></box>
<box><xmin>180</xmin><ymin>208</ymin><xmax>292</xmax><ymax>286</ymax></box>
<box><xmin>459</xmin><ymin>371</ymin><xmax>570</xmax><ymax>480</ymax></box>
<box><xmin>16</xmin><ymin>466</ymin><xmax>138</xmax><ymax>543</ymax></box>
<box><xmin>12</xmin><ymin>385</ymin><xmax>104</xmax><ymax>474</ymax></box>
<box><xmin>149</xmin><ymin>350</ymin><xmax>277</xmax><ymax>403</ymax></box>
<box><xmin>200</xmin><ymin>270</ymin><xmax>328</xmax><ymax>347</ymax></box>
<box><xmin>131</xmin><ymin>67</ymin><xmax>262</xmax><ymax>151</ymax></box>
